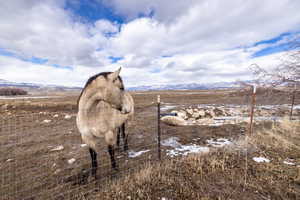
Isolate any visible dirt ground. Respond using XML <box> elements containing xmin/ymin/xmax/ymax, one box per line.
<box><xmin>0</xmin><ymin>89</ymin><xmax>299</xmax><ymax>199</ymax></box>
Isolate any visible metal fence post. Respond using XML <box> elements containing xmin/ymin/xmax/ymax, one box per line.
<box><xmin>249</xmin><ymin>85</ymin><xmax>256</xmax><ymax>136</ymax></box>
<box><xmin>157</xmin><ymin>95</ymin><xmax>161</xmax><ymax>161</ymax></box>
<box><xmin>290</xmin><ymin>84</ymin><xmax>296</xmax><ymax>120</ymax></box>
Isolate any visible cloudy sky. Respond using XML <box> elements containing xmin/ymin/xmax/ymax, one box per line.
<box><xmin>0</xmin><ymin>0</ymin><xmax>300</xmax><ymax>87</ymax></box>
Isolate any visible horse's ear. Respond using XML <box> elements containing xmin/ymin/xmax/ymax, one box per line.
<box><xmin>108</xmin><ymin>67</ymin><xmax>121</xmax><ymax>81</ymax></box>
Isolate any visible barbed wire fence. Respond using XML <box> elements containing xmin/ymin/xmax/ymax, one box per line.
<box><xmin>0</xmin><ymin>88</ymin><xmax>299</xmax><ymax>199</ymax></box>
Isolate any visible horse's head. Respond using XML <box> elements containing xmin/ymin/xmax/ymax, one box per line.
<box><xmin>78</xmin><ymin>67</ymin><xmax>125</xmax><ymax>110</ymax></box>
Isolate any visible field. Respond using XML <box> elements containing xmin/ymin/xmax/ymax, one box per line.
<box><xmin>0</xmin><ymin>89</ymin><xmax>299</xmax><ymax>199</ymax></box>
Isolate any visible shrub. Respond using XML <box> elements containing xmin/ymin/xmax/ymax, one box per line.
<box><xmin>0</xmin><ymin>88</ymin><xmax>28</xmax><ymax>96</ymax></box>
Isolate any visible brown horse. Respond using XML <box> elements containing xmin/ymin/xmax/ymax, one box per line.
<box><xmin>76</xmin><ymin>68</ymin><xmax>132</xmax><ymax>178</ymax></box>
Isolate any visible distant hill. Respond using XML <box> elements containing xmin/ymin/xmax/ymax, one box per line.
<box><xmin>127</xmin><ymin>81</ymin><xmax>244</xmax><ymax>91</ymax></box>
<box><xmin>0</xmin><ymin>79</ymin><xmax>249</xmax><ymax>92</ymax></box>
<box><xmin>0</xmin><ymin>79</ymin><xmax>82</xmax><ymax>92</ymax></box>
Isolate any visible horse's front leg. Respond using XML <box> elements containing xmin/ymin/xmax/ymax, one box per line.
<box><xmin>106</xmin><ymin>131</ymin><xmax>118</xmax><ymax>171</ymax></box>
<box><xmin>89</xmin><ymin>148</ymin><xmax>98</xmax><ymax>179</ymax></box>
<box><xmin>108</xmin><ymin>145</ymin><xmax>117</xmax><ymax>170</ymax></box>
<box><xmin>116</xmin><ymin>127</ymin><xmax>121</xmax><ymax>148</ymax></box>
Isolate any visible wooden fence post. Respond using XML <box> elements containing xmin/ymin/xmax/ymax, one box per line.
<box><xmin>290</xmin><ymin>84</ymin><xmax>296</xmax><ymax>120</ymax></box>
<box><xmin>157</xmin><ymin>95</ymin><xmax>161</xmax><ymax>161</ymax></box>
<box><xmin>249</xmin><ymin>85</ymin><xmax>256</xmax><ymax>136</ymax></box>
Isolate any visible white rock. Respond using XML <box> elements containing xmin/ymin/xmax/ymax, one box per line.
<box><xmin>54</xmin><ymin>169</ymin><xmax>61</xmax><ymax>174</ymax></box>
<box><xmin>128</xmin><ymin>150</ymin><xmax>150</xmax><ymax>158</ymax></box>
<box><xmin>283</xmin><ymin>161</ymin><xmax>295</xmax><ymax>166</ymax></box>
<box><xmin>253</xmin><ymin>157</ymin><xmax>270</xmax><ymax>163</ymax></box>
<box><xmin>161</xmin><ymin>116</ymin><xmax>187</xmax><ymax>126</ymax></box>
<box><xmin>68</xmin><ymin>158</ymin><xmax>76</xmax><ymax>164</ymax></box>
<box><xmin>196</xmin><ymin>118</ymin><xmax>214</xmax><ymax>125</ymax></box>
<box><xmin>43</xmin><ymin>119</ymin><xmax>51</xmax><ymax>123</ymax></box>
<box><xmin>192</xmin><ymin>112</ymin><xmax>201</xmax><ymax>119</ymax></box>
<box><xmin>171</xmin><ymin>110</ymin><xmax>188</xmax><ymax>120</ymax></box>
<box><xmin>186</xmin><ymin>108</ymin><xmax>193</xmax><ymax>115</ymax></box>
<box><xmin>6</xmin><ymin>159</ymin><xmax>14</xmax><ymax>162</ymax></box>
<box><xmin>80</xmin><ymin>144</ymin><xmax>87</xmax><ymax>147</ymax></box>
<box><xmin>53</xmin><ymin>114</ymin><xmax>59</xmax><ymax>118</ymax></box>
<box><xmin>50</xmin><ymin>145</ymin><xmax>64</xmax><ymax>151</ymax></box>
<box><xmin>198</xmin><ymin>109</ymin><xmax>206</xmax><ymax>117</ymax></box>
<box><xmin>65</xmin><ymin>114</ymin><xmax>72</xmax><ymax>119</ymax></box>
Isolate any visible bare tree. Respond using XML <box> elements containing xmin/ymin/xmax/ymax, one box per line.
<box><xmin>250</xmin><ymin>38</ymin><xmax>300</xmax><ymax>88</ymax></box>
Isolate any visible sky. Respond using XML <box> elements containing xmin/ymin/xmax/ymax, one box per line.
<box><xmin>0</xmin><ymin>0</ymin><xmax>300</xmax><ymax>87</ymax></box>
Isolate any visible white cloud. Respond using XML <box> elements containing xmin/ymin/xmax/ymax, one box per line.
<box><xmin>0</xmin><ymin>0</ymin><xmax>299</xmax><ymax>87</ymax></box>
<box><xmin>103</xmin><ymin>0</ymin><xmax>198</xmax><ymax>23</ymax></box>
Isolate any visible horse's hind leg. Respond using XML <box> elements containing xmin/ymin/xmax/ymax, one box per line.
<box><xmin>116</xmin><ymin>127</ymin><xmax>121</xmax><ymax>148</ymax></box>
<box><xmin>108</xmin><ymin>145</ymin><xmax>117</xmax><ymax>170</ymax></box>
<box><xmin>121</xmin><ymin>123</ymin><xmax>128</xmax><ymax>152</ymax></box>
<box><xmin>89</xmin><ymin>148</ymin><xmax>98</xmax><ymax>179</ymax></box>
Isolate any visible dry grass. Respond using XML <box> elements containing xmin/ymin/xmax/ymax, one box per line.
<box><xmin>1</xmin><ymin>89</ymin><xmax>299</xmax><ymax>199</ymax></box>
<box><xmin>94</xmin><ymin>120</ymin><xmax>300</xmax><ymax>200</ymax></box>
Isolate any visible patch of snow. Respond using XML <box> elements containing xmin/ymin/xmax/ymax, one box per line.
<box><xmin>128</xmin><ymin>150</ymin><xmax>150</xmax><ymax>158</ymax></box>
<box><xmin>53</xmin><ymin>114</ymin><xmax>59</xmax><ymax>118</ymax></box>
<box><xmin>50</xmin><ymin>145</ymin><xmax>64</xmax><ymax>151</ymax></box>
<box><xmin>162</xmin><ymin>137</ymin><xmax>209</xmax><ymax>158</ymax></box>
<box><xmin>166</xmin><ymin>145</ymin><xmax>209</xmax><ymax>158</ymax></box>
<box><xmin>68</xmin><ymin>158</ymin><xmax>76</xmax><ymax>164</ymax></box>
<box><xmin>43</xmin><ymin>119</ymin><xmax>51</xmax><ymax>123</ymax></box>
<box><xmin>161</xmin><ymin>105</ymin><xmax>177</xmax><ymax>111</ymax></box>
<box><xmin>283</xmin><ymin>159</ymin><xmax>296</xmax><ymax>166</ymax></box>
<box><xmin>293</xmin><ymin>105</ymin><xmax>300</xmax><ymax>109</ymax></box>
<box><xmin>207</xmin><ymin>138</ymin><xmax>232</xmax><ymax>147</ymax></box>
<box><xmin>253</xmin><ymin>157</ymin><xmax>270</xmax><ymax>163</ymax></box>
<box><xmin>80</xmin><ymin>144</ymin><xmax>87</xmax><ymax>147</ymax></box>
<box><xmin>6</xmin><ymin>159</ymin><xmax>14</xmax><ymax>162</ymax></box>
<box><xmin>283</xmin><ymin>161</ymin><xmax>295</xmax><ymax>166</ymax></box>
<box><xmin>64</xmin><ymin>114</ymin><xmax>72</xmax><ymax>119</ymax></box>
<box><xmin>161</xmin><ymin>137</ymin><xmax>181</xmax><ymax>148</ymax></box>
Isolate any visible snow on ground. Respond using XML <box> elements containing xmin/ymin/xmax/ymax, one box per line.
<box><xmin>293</xmin><ymin>105</ymin><xmax>300</xmax><ymax>109</ymax></box>
<box><xmin>206</xmin><ymin>138</ymin><xmax>232</xmax><ymax>147</ymax></box>
<box><xmin>283</xmin><ymin>161</ymin><xmax>296</xmax><ymax>165</ymax></box>
<box><xmin>252</xmin><ymin>157</ymin><xmax>270</xmax><ymax>163</ymax></box>
<box><xmin>128</xmin><ymin>150</ymin><xmax>150</xmax><ymax>158</ymax></box>
<box><xmin>50</xmin><ymin>145</ymin><xmax>64</xmax><ymax>151</ymax></box>
<box><xmin>283</xmin><ymin>159</ymin><xmax>296</xmax><ymax>166</ymax></box>
<box><xmin>43</xmin><ymin>119</ymin><xmax>51</xmax><ymax>123</ymax></box>
<box><xmin>161</xmin><ymin>105</ymin><xmax>177</xmax><ymax>111</ymax></box>
<box><xmin>166</xmin><ymin>145</ymin><xmax>210</xmax><ymax>157</ymax></box>
<box><xmin>160</xmin><ymin>137</ymin><xmax>181</xmax><ymax>148</ymax></box>
<box><xmin>161</xmin><ymin>137</ymin><xmax>209</xmax><ymax>158</ymax></box>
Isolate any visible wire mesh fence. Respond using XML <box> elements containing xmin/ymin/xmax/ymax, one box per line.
<box><xmin>0</xmin><ymin>109</ymin><xmax>161</xmax><ymax>200</ymax></box>
<box><xmin>0</xmin><ymin>88</ymin><xmax>299</xmax><ymax>199</ymax></box>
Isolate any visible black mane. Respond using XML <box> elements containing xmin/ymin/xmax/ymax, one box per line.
<box><xmin>77</xmin><ymin>72</ymin><xmax>124</xmax><ymax>107</ymax></box>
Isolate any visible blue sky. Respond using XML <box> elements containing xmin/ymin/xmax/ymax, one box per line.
<box><xmin>0</xmin><ymin>0</ymin><xmax>299</xmax><ymax>87</ymax></box>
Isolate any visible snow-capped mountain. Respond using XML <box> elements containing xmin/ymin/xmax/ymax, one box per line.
<box><xmin>0</xmin><ymin>79</ymin><xmax>81</xmax><ymax>91</ymax></box>
<box><xmin>127</xmin><ymin>81</ymin><xmax>242</xmax><ymax>91</ymax></box>
<box><xmin>0</xmin><ymin>79</ymin><xmax>246</xmax><ymax>92</ymax></box>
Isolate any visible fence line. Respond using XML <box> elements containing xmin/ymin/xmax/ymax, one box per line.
<box><xmin>0</xmin><ymin>90</ymin><xmax>299</xmax><ymax>199</ymax></box>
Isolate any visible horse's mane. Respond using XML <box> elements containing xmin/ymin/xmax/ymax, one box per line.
<box><xmin>77</xmin><ymin>72</ymin><xmax>124</xmax><ymax>107</ymax></box>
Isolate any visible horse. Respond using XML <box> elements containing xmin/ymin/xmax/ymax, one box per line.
<box><xmin>76</xmin><ymin>68</ymin><xmax>132</xmax><ymax>178</ymax></box>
